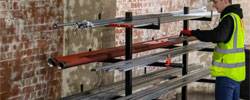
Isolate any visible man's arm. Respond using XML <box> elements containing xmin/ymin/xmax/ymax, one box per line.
<box><xmin>191</xmin><ymin>16</ymin><xmax>234</xmax><ymax>43</ymax></box>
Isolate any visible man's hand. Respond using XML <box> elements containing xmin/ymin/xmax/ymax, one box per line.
<box><xmin>180</xmin><ymin>30</ymin><xmax>191</xmax><ymax>37</ymax></box>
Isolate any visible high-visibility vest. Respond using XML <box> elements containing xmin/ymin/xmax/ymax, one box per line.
<box><xmin>211</xmin><ymin>13</ymin><xmax>245</xmax><ymax>82</ymax></box>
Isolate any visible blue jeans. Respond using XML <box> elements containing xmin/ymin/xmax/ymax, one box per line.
<box><xmin>215</xmin><ymin>77</ymin><xmax>241</xmax><ymax>100</ymax></box>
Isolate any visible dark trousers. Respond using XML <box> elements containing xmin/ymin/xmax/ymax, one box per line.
<box><xmin>215</xmin><ymin>77</ymin><xmax>241</xmax><ymax>100</ymax></box>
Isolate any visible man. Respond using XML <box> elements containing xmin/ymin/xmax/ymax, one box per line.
<box><xmin>180</xmin><ymin>0</ymin><xmax>245</xmax><ymax>100</ymax></box>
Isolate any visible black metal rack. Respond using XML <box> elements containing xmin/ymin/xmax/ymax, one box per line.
<box><xmin>120</xmin><ymin>7</ymin><xmax>214</xmax><ymax>99</ymax></box>
<box><xmin>55</xmin><ymin>6</ymin><xmax>218</xmax><ymax>100</ymax></box>
<box><xmin>182</xmin><ymin>7</ymin><xmax>189</xmax><ymax>100</ymax></box>
<box><xmin>125</xmin><ymin>12</ymin><xmax>133</xmax><ymax>96</ymax></box>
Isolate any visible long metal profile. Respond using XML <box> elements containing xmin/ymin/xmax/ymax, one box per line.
<box><xmin>109</xmin><ymin>11</ymin><xmax>216</xmax><ymax>28</ymax></box>
<box><xmin>54</xmin><ymin>9</ymin><xmax>215</xmax><ymax>28</ymax></box>
<box><xmin>49</xmin><ymin>10</ymin><xmax>219</xmax><ymax>69</ymax></box>
<box><xmin>92</xmin><ymin>42</ymin><xmax>213</xmax><ymax>72</ymax></box>
<box><xmin>117</xmin><ymin>67</ymin><xmax>210</xmax><ymax>100</ymax></box>
<box><xmin>60</xmin><ymin>64</ymin><xmax>203</xmax><ymax>100</ymax></box>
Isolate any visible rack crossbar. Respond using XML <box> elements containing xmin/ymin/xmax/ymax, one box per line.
<box><xmin>60</xmin><ymin>64</ymin><xmax>203</xmax><ymax>100</ymax></box>
<box><xmin>92</xmin><ymin>42</ymin><xmax>213</xmax><ymax>72</ymax></box>
<box><xmin>118</xmin><ymin>67</ymin><xmax>210</xmax><ymax>100</ymax></box>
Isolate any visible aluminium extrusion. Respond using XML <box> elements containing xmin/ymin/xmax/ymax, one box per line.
<box><xmin>60</xmin><ymin>64</ymin><xmax>203</xmax><ymax>100</ymax></box>
<box><xmin>92</xmin><ymin>42</ymin><xmax>213</xmax><ymax>72</ymax></box>
<box><xmin>117</xmin><ymin>67</ymin><xmax>210</xmax><ymax>100</ymax></box>
<box><xmin>109</xmin><ymin>13</ymin><xmax>214</xmax><ymax>28</ymax></box>
<box><xmin>54</xmin><ymin>9</ymin><xmax>215</xmax><ymax>28</ymax></box>
<box><xmin>119</xmin><ymin>42</ymin><xmax>213</xmax><ymax>72</ymax></box>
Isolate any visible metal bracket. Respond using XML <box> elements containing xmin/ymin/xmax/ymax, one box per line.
<box><xmin>196</xmin><ymin>79</ymin><xmax>215</xmax><ymax>83</ymax></box>
<box><xmin>102</xmin><ymin>59</ymin><xmax>124</xmax><ymax>63</ymax></box>
<box><xmin>198</xmin><ymin>48</ymin><xmax>214</xmax><ymax>52</ymax></box>
<box><xmin>135</xmin><ymin>17</ymin><xmax>161</xmax><ymax>30</ymax></box>
<box><xmin>191</xmin><ymin>10</ymin><xmax>213</xmax><ymax>21</ymax></box>
<box><xmin>149</xmin><ymin>62</ymin><xmax>184</xmax><ymax>68</ymax></box>
<box><xmin>162</xmin><ymin>45</ymin><xmax>181</xmax><ymax>49</ymax></box>
<box><xmin>76</xmin><ymin>21</ymin><xmax>95</xmax><ymax>28</ymax></box>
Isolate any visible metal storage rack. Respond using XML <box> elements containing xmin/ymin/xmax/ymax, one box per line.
<box><xmin>49</xmin><ymin>7</ymin><xmax>219</xmax><ymax>100</ymax></box>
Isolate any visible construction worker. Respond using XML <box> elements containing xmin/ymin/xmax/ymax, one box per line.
<box><xmin>180</xmin><ymin>0</ymin><xmax>245</xmax><ymax>100</ymax></box>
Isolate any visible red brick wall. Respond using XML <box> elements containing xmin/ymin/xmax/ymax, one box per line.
<box><xmin>114</xmin><ymin>0</ymin><xmax>188</xmax><ymax>82</ymax></box>
<box><xmin>0</xmin><ymin>0</ymin><xmax>63</xmax><ymax>100</ymax></box>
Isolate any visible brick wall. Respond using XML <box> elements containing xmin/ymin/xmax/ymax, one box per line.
<box><xmin>1</xmin><ymin>0</ymin><xmax>249</xmax><ymax>99</ymax></box>
<box><xmin>0</xmin><ymin>0</ymin><xmax>63</xmax><ymax>100</ymax></box>
<box><xmin>61</xmin><ymin>0</ymin><xmax>116</xmax><ymax>97</ymax></box>
<box><xmin>115</xmin><ymin>0</ymin><xmax>189</xmax><ymax>46</ymax></box>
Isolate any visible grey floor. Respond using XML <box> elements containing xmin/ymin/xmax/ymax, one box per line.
<box><xmin>173</xmin><ymin>92</ymin><xmax>246</xmax><ymax>100</ymax></box>
<box><xmin>175</xmin><ymin>92</ymin><xmax>214</xmax><ymax>100</ymax></box>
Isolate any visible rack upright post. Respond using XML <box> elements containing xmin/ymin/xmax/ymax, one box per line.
<box><xmin>182</xmin><ymin>7</ymin><xmax>189</xmax><ymax>100</ymax></box>
<box><xmin>125</xmin><ymin>12</ymin><xmax>133</xmax><ymax>96</ymax></box>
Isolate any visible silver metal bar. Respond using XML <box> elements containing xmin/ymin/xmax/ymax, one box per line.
<box><xmin>118</xmin><ymin>67</ymin><xmax>210</xmax><ymax>100</ymax></box>
<box><xmin>92</xmin><ymin>42</ymin><xmax>213</xmax><ymax>72</ymax></box>
<box><xmin>105</xmin><ymin>10</ymin><xmax>218</xmax><ymax>28</ymax></box>
<box><xmin>90</xmin><ymin>37</ymin><xmax>187</xmax><ymax>72</ymax></box>
<box><xmin>114</xmin><ymin>15</ymin><xmax>203</xmax><ymax>28</ymax></box>
<box><xmin>54</xmin><ymin>9</ymin><xmax>218</xmax><ymax>28</ymax></box>
<box><xmin>61</xmin><ymin>64</ymin><xmax>203</xmax><ymax>100</ymax></box>
<box><xmin>62</xmin><ymin>67</ymin><xmax>179</xmax><ymax>100</ymax></box>
<box><xmin>118</xmin><ymin>42</ymin><xmax>212</xmax><ymax>72</ymax></box>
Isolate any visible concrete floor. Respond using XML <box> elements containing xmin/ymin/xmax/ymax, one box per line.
<box><xmin>173</xmin><ymin>92</ymin><xmax>246</xmax><ymax>100</ymax></box>
<box><xmin>175</xmin><ymin>92</ymin><xmax>214</xmax><ymax>100</ymax></box>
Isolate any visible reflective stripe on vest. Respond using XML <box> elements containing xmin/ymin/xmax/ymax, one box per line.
<box><xmin>212</xmin><ymin>61</ymin><xmax>245</xmax><ymax>68</ymax></box>
<box><xmin>215</xmin><ymin>46</ymin><xmax>244</xmax><ymax>54</ymax></box>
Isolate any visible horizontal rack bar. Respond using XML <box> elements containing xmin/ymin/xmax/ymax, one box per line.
<box><xmin>60</xmin><ymin>64</ymin><xmax>203</xmax><ymax>100</ymax></box>
<box><xmin>92</xmin><ymin>42</ymin><xmax>213</xmax><ymax>72</ymax></box>
<box><xmin>117</xmin><ymin>67</ymin><xmax>210</xmax><ymax>100</ymax></box>
<box><xmin>54</xmin><ymin>9</ymin><xmax>218</xmax><ymax>29</ymax></box>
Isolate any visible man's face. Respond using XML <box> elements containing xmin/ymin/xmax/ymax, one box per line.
<box><xmin>212</xmin><ymin>0</ymin><xmax>228</xmax><ymax>13</ymax></box>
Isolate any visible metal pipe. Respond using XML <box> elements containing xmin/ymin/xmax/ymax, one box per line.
<box><xmin>92</xmin><ymin>42</ymin><xmax>213</xmax><ymax>72</ymax></box>
<box><xmin>54</xmin><ymin>9</ymin><xmax>209</xmax><ymax>28</ymax></box>
<box><xmin>47</xmin><ymin>58</ymin><xmax>57</xmax><ymax>67</ymax></box>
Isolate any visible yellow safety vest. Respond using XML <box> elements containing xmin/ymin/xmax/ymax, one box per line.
<box><xmin>211</xmin><ymin>13</ymin><xmax>246</xmax><ymax>82</ymax></box>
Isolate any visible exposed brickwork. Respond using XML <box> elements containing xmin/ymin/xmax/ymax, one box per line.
<box><xmin>0</xmin><ymin>0</ymin><xmax>63</xmax><ymax>100</ymax></box>
<box><xmin>115</xmin><ymin>0</ymin><xmax>188</xmax><ymax>46</ymax></box>
<box><xmin>0</xmin><ymin>0</ymin><xmax>249</xmax><ymax>99</ymax></box>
